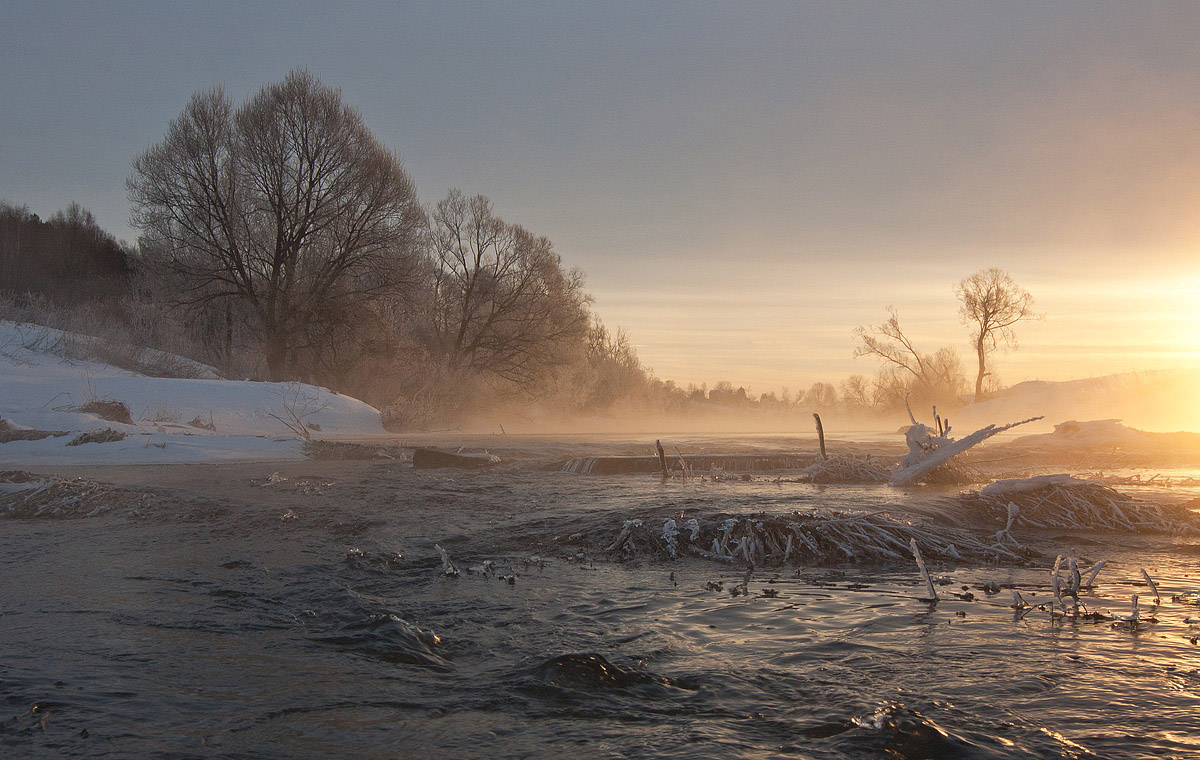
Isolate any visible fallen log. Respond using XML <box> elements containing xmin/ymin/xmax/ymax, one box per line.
<box><xmin>413</xmin><ymin>448</ymin><xmax>501</xmax><ymax>470</ymax></box>
<box><xmin>889</xmin><ymin>416</ymin><xmax>1042</xmax><ymax>486</ymax></box>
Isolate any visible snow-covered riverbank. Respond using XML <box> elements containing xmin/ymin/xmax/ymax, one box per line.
<box><xmin>0</xmin><ymin>320</ymin><xmax>388</xmax><ymax>465</ymax></box>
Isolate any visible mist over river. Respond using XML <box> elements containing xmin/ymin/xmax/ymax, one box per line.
<box><xmin>4</xmin><ymin>435</ymin><xmax>1200</xmax><ymax>759</ymax></box>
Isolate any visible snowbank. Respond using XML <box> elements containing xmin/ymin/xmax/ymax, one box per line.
<box><xmin>0</xmin><ymin>320</ymin><xmax>387</xmax><ymax>465</ymax></box>
<box><xmin>954</xmin><ymin>369</ymin><xmax>1200</xmax><ymax>434</ymax></box>
<box><xmin>979</xmin><ymin>474</ymin><xmax>1088</xmax><ymax>496</ymax></box>
<box><xmin>1010</xmin><ymin>419</ymin><xmax>1157</xmax><ymax>449</ymax></box>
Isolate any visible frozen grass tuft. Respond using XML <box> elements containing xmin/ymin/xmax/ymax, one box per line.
<box><xmin>967</xmin><ymin>476</ymin><xmax>1200</xmax><ymax>533</ymax></box>
<box><xmin>66</xmin><ymin>428</ymin><xmax>127</xmax><ymax>446</ymax></box>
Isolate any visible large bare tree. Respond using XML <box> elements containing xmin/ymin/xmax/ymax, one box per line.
<box><xmin>128</xmin><ymin>70</ymin><xmax>423</xmax><ymax>380</ymax></box>
<box><xmin>954</xmin><ymin>268</ymin><xmax>1037</xmax><ymax>403</ymax></box>
<box><xmin>425</xmin><ymin>190</ymin><xmax>589</xmax><ymax>387</ymax></box>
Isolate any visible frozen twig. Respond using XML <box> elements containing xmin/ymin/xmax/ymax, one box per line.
<box><xmin>434</xmin><ymin>544</ymin><xmax>459</xmax><ymax>577</ymax></box>
<box><xmin>910</xmin><ymin>538</ymin><xmax>939</xmax><ymax>603</ymax></box>
<box><xmin>1141</xmin><ymin>568</ymin><xmax>1161</xmax><ymax>604</ymax></box>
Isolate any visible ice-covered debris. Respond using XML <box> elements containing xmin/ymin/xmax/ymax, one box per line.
<box><xmin>1067</xmin><ymin>558</ymin><xmax>1081</xmax><ymax>595</ymax></box>
<box><xmin>468</xmin><ymin>560</ymin><xmax>497</xmax><ymax>575</ymax></box>
<box><xmin>889</xmin><ymin>417</ymin><xmax>1042</xmax><ymax>486</ymax></box>
<box><xmin>1082</xmin><ymin>560</ymin><xmax>1106</xmax><ymax>588</ymax></box>
<box><xmin>0</xmin><ymin>477</ymin><xmax>148</xmax><ymax>519</ymax></box>
<box><xmin>968</xmin><ymin>476</ymin><xmax>1200</xmax><ymax>533</ymax></box>
<box><xmin>434</xmin><ymin>543</ymin><xmax>459</xmax><ymax>577</ymax></box>
<box><xmin>598</xmin><ymin>509</ymin><xmax>1027</xmax><ymax>566</ymax></box>
<box><xmin>901</xmin><ymin>423</ymin><xmax>955</xmax><ymax>465</ymax></box>
<box><xmin>799</xmin><ymin>455</ymin><xmax>889</xmax><ymax>484</ymax></box>
<box><xmin>604</xmin><ymin>519</ymin><xmax>644</xmax><ymax>553</ymax></box>
<box><xmin>397</xmin><ymin>617</ymin><xmax>441</xmax><ymax>647</ymax></box>
<box><xmin>683</xmin><ymin>518</ymin><xmax>701</xmax><ymax>542</ymax></box>
<box><xmin>1173</xmin><ymin>591</ymin><xmax>1200</xmax><ymax>606</ymax></box>
<box><xmin>981</xmin><ymin>474</ymin><xmax>1088</xmax><ymax>496</ymax></box>
<box><xmin>1011</xmin><ymin>590</ymin><xmax>1030</xmax><ymax>609</ymax></box>
<box><xmin>263</xmin><ymin>472</ymin><xmax>288</xmax><ymax>486</ymax></box>
<box><xmin>910</xmin><ymin>538</ymin><xmax>939</xmax><ymax>602</ymax></box>
<box><xmin>1116</xmin><ymin>595</ymin><xmax>1141</xmax><ymax>622</ymax></box>
<box><xmin>661</xmin><ymin>519</ymin><xmax>680</xmax><ymax>558</ymax></box>
<box><xmin>1141</xmin><ymin>568</ymin><xmax>1161</xmax><ymax>604</ymax></box>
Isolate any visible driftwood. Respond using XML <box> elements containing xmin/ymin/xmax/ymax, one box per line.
<box><xmin>910</xmin><ymin>538</ymin><xmax>939</xmax><ymax>602</ymax></box>
<box><xmin>0</xmin><ymin>478</ymin><xmax>148</xmax><ymax>518</ymax></box>
<box><xmin>889</xmin><ymin>416</ymin><xmax>1042</xmax><ymax>486</ymax></box>
<box><xmin>413</xmin><ymin>448</ymin><xmax>501</xmax><ymax>470</ymax></box>
<box><xmin>655</xmin><ymin>440</ymin><xmax>669</xmax><ymax>478</ymax></box>
<box><xmin>968</xmin><ymin>475</ymin><xmax>1200</xmax><ymax>533</ymax></box>
<box><xmin>589</xmin><ymin>509</ymin><xmax>1030</xmax><ymax>566</ymax></box>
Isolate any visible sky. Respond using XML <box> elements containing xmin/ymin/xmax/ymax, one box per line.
<box><xmin>4</xmin><ymin>1</ymin><xmax>1200</xmax><ymax>394</ymax></box>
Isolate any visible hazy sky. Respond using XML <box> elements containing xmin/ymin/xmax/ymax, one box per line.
<box><xmin>5</xmin><ymin>2</ymin><xmax>1200</xmax><ymax>393</ymax></box>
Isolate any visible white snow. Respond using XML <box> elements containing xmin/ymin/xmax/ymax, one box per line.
<box><xmin>0</xmin><ymin>320</ymin><xmax>387</xmax><ymax>465</ymax></box>
<box><xmin>888</xmin><ymin>416</ymin><xmax>1041</xmax><ymax>486</ymax></box>
<box><xmin>979</xmin><ymin>473</ymin><xmax>1089</xmax><ymax>496</ymax></box>
<box><xmin>1011</xmin><ymin>419</ymin><xmax>1157</xmax><ymax>448</ymax></box>
<box><xmin>954</xmin><ymin>369</ymin><xmax>1200</xmax><ymax>433</ymax></box>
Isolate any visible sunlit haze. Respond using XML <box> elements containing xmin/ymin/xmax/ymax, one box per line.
<box><xmin>11</xmin><ymin>7</ymin><xmax>1200</xmax><ymax>756</ymax></box>
<box><xmin>5</xmin><ymin>2</ymin><xmax>1200</xmax><ymax>393</ymax></box>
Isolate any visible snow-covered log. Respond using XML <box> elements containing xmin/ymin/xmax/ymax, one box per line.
<box><xmin>889</xmin><ymin>416</ymin><xmax>1043</xmax><ymax>486</ymax></box>
<box><xmin>980</xmin><ymin>474</ymin><xmax>1086</xmax><ymax>496</ymax></box>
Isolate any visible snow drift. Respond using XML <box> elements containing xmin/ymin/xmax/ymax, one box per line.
<box><xmin>0</xmin><ymin>320</ymin><xmax>387</xmax><ymax>464</ymax></box>
<box><xmin>954</xmin><ymin>369</ymin><xmax>1200</xmax><ymax>434</ymax></box>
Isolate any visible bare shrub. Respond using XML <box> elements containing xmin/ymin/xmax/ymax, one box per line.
<box><xmin>78</xmin><ymin>399</ymin><xmax>133</xmax><ymax>425</ymax></box>
<box><xmin>267</xmin><ymin>383</ymin><xmax>329</xmax><ymax>439</ymax></box>
<box><xmin>187</xmin><ymin>414</ymin><xmax>216</xmax><ymax>431</ymax></box>
<box><xmin>66</xmin><ymin>428</ymin><xmax>127</xmax><ymax>446</ymax></box>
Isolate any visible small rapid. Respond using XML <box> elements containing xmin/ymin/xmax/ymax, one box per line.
<box><xmin>3</xmin><ymin>443</ymin><xmax>1200</xmax><ymax>758</ymax></box>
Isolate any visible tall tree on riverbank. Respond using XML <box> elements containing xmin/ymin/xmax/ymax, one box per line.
<box><xmin>955</xmin><ymin>268</ymin><xmax>1038</xmax><ymax>403</ymax></box>
<box><xmin>424</xmin><ymin>190</ymin><xmax>589</xmax><ymax>388</ymax></box>
<box><xmin>128</xmin><ymin>69</ymin><xmax>423</xmax><ymax>380</ymax></box>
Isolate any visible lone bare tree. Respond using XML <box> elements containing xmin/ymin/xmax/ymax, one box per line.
<box><xmin>128</xmin><ymin>69</ymin><xmax>423</xmax><ymax>380</ymax></box>
<box><xmin>954</xmin><ymin>268</ymin><xmax>1037</xmax><ymax>403</ymax></box>
<box><xmin>425</xmin><ymin>190</ymin><xmax>589</xmax><ymax>387</ymax></box>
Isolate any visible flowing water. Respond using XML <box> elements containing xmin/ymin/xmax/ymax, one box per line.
<box><xmin>3</xmin><ymin>435</ymin><xmax>1200</xmax><ymax>759</ymax></box>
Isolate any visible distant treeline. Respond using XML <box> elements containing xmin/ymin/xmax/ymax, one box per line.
<box><xmin>0</xmin><ymin>202</ymin><xmax>131</xmax><ymax>304</ymax></box>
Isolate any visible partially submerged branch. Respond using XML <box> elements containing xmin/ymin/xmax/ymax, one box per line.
<box><xmin>889</xmin><ymin>416</ymin><xmax>1043</xmax><ymax>486</ymax></box>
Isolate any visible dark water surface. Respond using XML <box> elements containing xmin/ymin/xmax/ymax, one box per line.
<box><xmin>4</xmin><ymin>440</ymin><xmax>1200</xmax><ymax>759</ymax></box>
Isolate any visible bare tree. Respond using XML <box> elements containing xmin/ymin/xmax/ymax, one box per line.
<box><xmin>954</xmin><ymin>268</ymin><xmax>1038</xmax><ymax>403</ymax></box>
<box><xmin>803</xmin><ymin>381</ymin><xmax>838</xmax><ymax>410</ymax></box>
<box><xmin>839</xmin><ymin>374</ymin><xmax>871</xmax><ymax>408</ymax></box>
<box><xmin>854</xmin><ymin>308</ymin><xmax>966</xmax><ymax>407</ymax></box>
<box><xmin>128</xmin><ymin>70</ymin><xmax>423</xmax><ymax>380</ymax></box>
<box><xmin>425</xmin><ymin>190</ymin><xmax>589</xmax><ymax>387</ymax></box>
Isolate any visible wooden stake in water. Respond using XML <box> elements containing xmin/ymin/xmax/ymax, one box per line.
<box><xmin>813</xmin><ymin>413</ymin><xmax>827</xmax><ymax>460</ymax></box>
<box><xmin>910</xmin><ymin>538</ymin><xmax>939</xmax><ymax>603</ymax></box>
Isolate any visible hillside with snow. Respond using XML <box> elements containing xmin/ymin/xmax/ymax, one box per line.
<box><xmin>0</xmin><ymin>321</ymin><xmax>388</xmax><ymax>465</ymax></box>
<box><xmin>953</xmin><ymin>369</ymin><xmax>1200</xmax><ymax>434</ymax></box>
